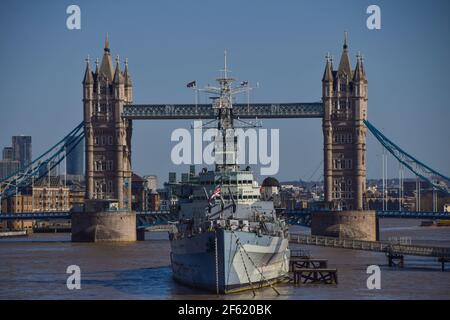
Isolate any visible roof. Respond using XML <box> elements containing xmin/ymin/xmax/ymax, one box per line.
<box><xmin>337</xmin><ymin>48</ymin><xmax>352</xmax><ymax>79</ymax></box>
<box><xmin>262</xmin><ymin>177</ymin><xmax>280</xmax><ymax>187</ymax></box>
<box><xmin>99</xmin><ymin>49</ymin><xmax>114</xmax><ymax>81</ymax></box>
<box><xmin>132</xmin><ymin>173</ymin><xmax>145</xmax><ymax>183</ymax></box>
<box><xmin>113</xmin><ymin>60</ymin><xmax>124</xmax><ymax>84</ymax></box>
<box><xmin>123</xmin><ymin>59</ymin><xmax>132</xmax><ymax>86</ymax></box>
<box><xmin>82</xmin><ymin>61</ymin><xmax>94</xmax><ymax>85</ymax></box>
<box><xmin>337</xmin><ymin>33</ymin><xmax>352</xmax><ymax>79</ymax></box>
<box><xmin>353</xmin><ymin>55</ymin><xmax>366</xmax><ymax>82</ymax></box>
<box><xmin>322</xmin><ymin>58</ymin><xmax>334</xmax><ymax>82</ymax></box>
<box><xmin>33</xmin><ymin>176</ymin><xmax>67</xmax><ymax>188</ymax></box>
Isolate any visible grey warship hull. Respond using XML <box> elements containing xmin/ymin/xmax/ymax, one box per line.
<box><xmin>170</xmin><ymin>228</ymin><xmax>289</xmax><ymax>293</ymax></box>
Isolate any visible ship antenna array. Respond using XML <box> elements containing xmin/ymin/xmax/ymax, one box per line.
<box><xmin>187</xmin><ymin>48</ymin><xmax>262</xmax><ymax>162</ymax></box>
<box><xmin>222</xmin><ymin>49</ymin><xmax>229</xmax><ymax>79</ymax></box>
<box><xmin>187</xmin><ymin>51</ymin><xmax>261</xmax><ymax>173</ymax></box>
<box><xmin>187</xmin><ymin>50</ymin><xmax>259</xmax><ymax>119</ymax></box>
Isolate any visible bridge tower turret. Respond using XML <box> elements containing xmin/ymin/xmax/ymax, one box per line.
<box><xmin>83</xmin><ymin>57</ymin><xmax>94</xmax><ymax>200</ymax></box>
<box><xmin>352</xmin><ymin>53</ymin><xmax>368</xmax><ymax>210</ymax></box>
<box><xmin>83</xmin><ymin>35</ymin><xmax>133</xmax><ymax>209</ymax></box>
<box><xmin>322</xmin><ymin>53</ymin><xmax>334</xmax><ymax>204</ymax></box>
<box><xmin>322</xmin><ymin>33</ymin><xmax>368</xmax><ymax>211</ymax></box>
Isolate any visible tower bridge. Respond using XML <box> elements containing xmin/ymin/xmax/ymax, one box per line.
<box><xmin>1</xmin><ymin>34</ymin><xmax>449</xmax><ymax>242</ymax></box>
<box><xmin>83</xmin><ymin>33</ymin><xmax>368</xmax><ymax>213</ymax></box>
<box><xmin>77</xmin><ymin>33</ymin><xmax>373</xmax><ymax>241</ymax></box>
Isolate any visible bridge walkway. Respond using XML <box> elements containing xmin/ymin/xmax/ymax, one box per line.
<box><xmin>289</xmin><ymin>233</ymin><xmax>450</xmax><ymax>271</ymax></box>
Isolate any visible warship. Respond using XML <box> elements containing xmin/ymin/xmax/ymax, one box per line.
<box><xmin>169</xmin><ymin>52</ymin><xmax>290</xmax><ymax>294</ymax></box>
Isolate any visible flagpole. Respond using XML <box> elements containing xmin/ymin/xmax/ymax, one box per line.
<box><xmin>195</xmin><ymin>86</ymin><xmax>198</xmax><ymax>114</ymax></box>
<box><xmin>247</xmin><ymin>83</ymin><xmax>250</xmax><ymax>112</ymax></box>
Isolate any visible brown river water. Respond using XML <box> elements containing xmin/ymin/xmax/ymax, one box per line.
<box><xmin>0</xmin><ymin>219</ymin><xmax>449</xmax><ymax>300</ymax></box>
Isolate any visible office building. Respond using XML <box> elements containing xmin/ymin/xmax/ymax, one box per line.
<box><xmin>2</xmin><ymin>147</ymin><xmax>13</xmax><ymax>161</ymax></box>
<box><xmin>12</xmin><ymin>135</ymin><xmax>32</xmax><ymax>169</ymax></box>
<box><xmin>66</xmin><ymin>136</ymin><xmax>84</xmax><ymax>176</ymax></box>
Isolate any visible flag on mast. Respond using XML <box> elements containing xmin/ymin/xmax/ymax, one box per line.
<box><xmin>186</xmin><ymin>80</ymin><xmax>196</xmax><ymax>88</ymax></box>
<box><xmin>209</xmin><ymin>185</ymin><xmax>221</xmax><ymax>203</ymax></box>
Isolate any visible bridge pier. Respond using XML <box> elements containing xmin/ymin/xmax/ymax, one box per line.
<box><xmin>311</xmin><ymin>210</ymin><xmax>378</xmax><ymax>241</ymax></box>
<box><xmin>71</xmin><ymin>200</ymin><xmax>136</xmax><ymax>242</ymax></box>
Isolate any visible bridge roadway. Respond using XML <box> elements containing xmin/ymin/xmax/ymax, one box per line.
<box><xmin>0</xmin><ymin>210</ymin><xmax>449</xmax><ymax>221</ymax></box>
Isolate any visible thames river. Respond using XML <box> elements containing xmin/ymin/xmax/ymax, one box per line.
<box><xmin>1</xmin><ymin>219</ymin><xmax>449</xmax><ymax>300</ymax></box>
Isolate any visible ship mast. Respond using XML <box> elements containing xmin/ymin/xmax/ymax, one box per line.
<box><xmin>215</xmin><ymin>50</ymin><xmax>236</xmax><ymax>172</ymax></box>
<box><xmin>194</xmin><ymin>51</ymin><xmax>255</xmax><ymax>174</ymax></box>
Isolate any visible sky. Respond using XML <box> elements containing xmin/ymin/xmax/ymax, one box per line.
<box><xmin>0</xmin><ymin>0</ymin><xmax>449</xmax><ymax>186</ymax></box>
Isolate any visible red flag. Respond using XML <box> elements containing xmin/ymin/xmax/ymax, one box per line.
<box><xmin>209</xmin><ymin>185</ymin><xmax>221</xmax><ymax>203</ymax></box>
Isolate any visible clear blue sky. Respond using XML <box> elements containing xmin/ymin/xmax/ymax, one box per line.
<box><xmin>0</xmin><ymin>0</ymin><xmax>449</xmax><ymax>185</ymax></box>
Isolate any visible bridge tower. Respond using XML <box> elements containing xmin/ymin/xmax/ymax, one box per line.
<box><xmin>73</xmin><ymin>35</ymin><xmax>136</xmax><ymax>242</ymax></box>
<box><xmin>83</xmin><ymin>34</ymin><xmax>133</xmax><ymax>209</ymax></box>
<box><xmin>322</xmin><ymin>33</ymin><xmax>368</xmax><ymax>211</ymax></box>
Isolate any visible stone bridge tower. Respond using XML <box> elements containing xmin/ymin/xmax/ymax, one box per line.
<box><xmin>322</xmin><ymin>34</ymin><xmax>368</xmax><ymax>211</ymax></box>
<box><xmin>82</xmin><ymin>35</ymin><xmax>133</xmax><ymax>209</ymax></box>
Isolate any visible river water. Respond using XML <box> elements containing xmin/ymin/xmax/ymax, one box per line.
<box><xmin>0</xmin><ymin>219</ymin><xmax>449</xmax><ymax>300</ymax></box>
